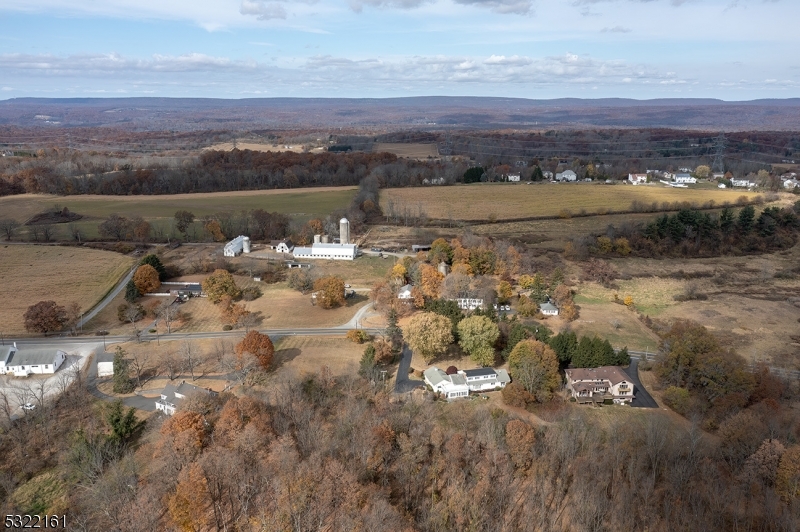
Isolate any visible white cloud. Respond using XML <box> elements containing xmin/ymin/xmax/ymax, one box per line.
<box><xmin>240</xmin><ymin>0</ymin><xmax>287</xmax><ymax>20</ymax></box>
<box><xmin>601</xmin><ymin>25</ymin><xmax>631</xmax><ymax>32</ymax></box>
<box><xmin>452</xmin><ymin>0</ymin><xmax>533</xmax><ymax>14</ymax></box>
<box><xmin>349</xmin><ymin>0</ymin><xmax>430</xmax><ymax>12</ymax></box>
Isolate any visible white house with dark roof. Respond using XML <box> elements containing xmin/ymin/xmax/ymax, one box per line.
<box><xmin>0</xmin><ymin>346</ymin><xmax>67</xmax><ymax>377</ymax></box>
<box><xmin>565</xmin><ymin>366</ymin><xmax>634</xmax><ymax>404</ymax></box>
<box><xmin>397</xmin><ymin>284</ymin><xmax>414</xmax><ymax>300</ymax></box>
<box><xmin>628</xmin><ymin>173</ymin><xmax>648</xmax><ymax>185</ymax></box>
<box><xmin>555</xmin><ymin>170</ymin><xmax>577</xmax><ymax>182</ymax></box>
<box><xmin>424</xmin><ymin>366</ymin><xmax>510</xmax><ymax>399</ymax></box>
<box><xmin>156</xmin><ymin>380</ymin><xmax>218</xmax><ymax>415</ymax></box>
<box><xmin>461</xmin><ymin>367</ymin><xmax>511</xmax><ymax>392</ymax></box>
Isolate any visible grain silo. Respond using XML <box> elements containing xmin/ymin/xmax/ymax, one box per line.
<box><xmin>339</xmin><ymin>218</ymin><xmax>350</xmax><ymax>245</ymax></box>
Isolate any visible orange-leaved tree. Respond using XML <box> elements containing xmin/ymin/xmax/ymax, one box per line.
<box><xmin>313</xmin><ymin>276</ymin><xmax>346</xmax><ymax>309</ymax></box>
<box><xmin>133</xmin><ymin>264</ymin><xmax>161</xmax><ymax>294</ymax></box>
<box><xmin>235</xmin><ymin>330</ymin><xmax>275</xmax><ymax>370</ymax></box>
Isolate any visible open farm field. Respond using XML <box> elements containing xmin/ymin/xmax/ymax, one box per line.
<box><xmin>0</xmin><ymin>245</ymin><xmax>134</xmax><ymax>334</ymax></box>
<box><xmin>0</xmin><ymin>187</ymin><xmax>356</xmax><ymax>235</ymax></box>
<box><xmin>381</xmin><ymin>182</ymin><xmax>762</xmax><ymax>222</ymax></box>
<box><xmin>569</xmin><ymin>244</ymin><xmax>800</xmax><ymax>365</ymax></box>
<box><xmin>204</xmin><ymin>142</ymin><xmax>325</xmax><ymax>154</ymax></box>
<box><xmin>373</xmin><ymin>143</ymin><xmax>439</xmax><ymax>158</ymax></box>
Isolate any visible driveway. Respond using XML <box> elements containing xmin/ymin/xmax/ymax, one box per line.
<box><xmin>626</xmin><ymin>359</ymin><xmax>658</xmax><ymax>408</ymax></box>
<box><xmin>394</xmin><ymin>344</ymin><xmax>423</xmax><ymax>393</ymax></box>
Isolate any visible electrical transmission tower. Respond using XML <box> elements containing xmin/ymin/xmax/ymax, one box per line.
<box><xmin>712</xmin><ymin>133</ymin><xmax>726</xmax><ymax>174</ymax></box>
<box><xmin>439</xmin><ymin>129</ymin><xmax>453</xmax><ymax>156</ymax></box>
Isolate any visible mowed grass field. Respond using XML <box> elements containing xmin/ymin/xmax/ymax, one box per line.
<box><xmin>373</xmin><ymin>143</ymin><xmax>439</xmax><ymax>158</ymax></box>
<box><xmin>381</xmin><ymin>182</ymin><xmax>761</xmax><ymax>221</ymax></box>
<box><xmin>0</xmin><ymin>245</ymin><xmax>134</xmax><ymax>333</ymax></box>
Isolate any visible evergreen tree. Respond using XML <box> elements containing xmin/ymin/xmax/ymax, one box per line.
<box><xmin>124</xmin><ymin>280</ymin><xmax>140</xmax><ymax>303</ymax></box>
<box><xmin>720</xmin><ymin>207</ymin><xmax>735</xmax><ymax>234</ymax></box>
<box><xmin>112</xmin><ymin>347</ymin><xmax>135</xmax><ymax>394</ymax></box>
<box><xmin>549</xmin><ymin>331</ymin><xmax>578</xmax><ymax>364</ymax></box>
<box><xmin>615</xmin><ymin>346</ymin><xmax>631</xmax><ymax>366</ymax></box>
<box><xmin>106</xmin><ymin>400</ymin><xmax>145</xmax><ymax>443</ymax></box>
<box><xmin>140</xmin><ymin>254</ymin><xmax>167</xmax><ymax>281</ymax></box>
<box><xmin>738</xmin><ymin>205</ymin><xmax>755</xmax><ymax>234</ymax></box>
<box><xmin>385</xmin><ymin>308</ymin><xmax>402</xmax><ymax>351</ymax></box>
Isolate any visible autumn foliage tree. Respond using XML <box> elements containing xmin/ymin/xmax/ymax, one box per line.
<box><xmin>23</xmin><ymin>300</ymin><xmax>67</xmax><ymax>334</ymax></box>
<box><xmin>235</xmin><ymin>330</ymin><xmax>275</xmax><ymax>370</ymax></box>
<box><xmin>404</xmin><ymin>312</ymin><xmax>453</xmax><ymax>364</ymax></box>
<box><xmin>202</xmin><ymin>269</ymin><xmax>242</xmax><ymax>304</ymax></box>
<box><xmin>419</xmin><ymin>263</ymin><xmax>444</xmax><ymax>299</ymax></box>
<box><xmin>133</xmin><ymin>264</ymin><xmax>161</xmax><ymax>294</ymax></box>
<box><xmin>219</xmin><ymin>295</ymin><xmax>250</xmax><ymax>328</ymax></box>
<box><xmin>313</xmin><ymin>276</ymin><xmax>346</xmax><ymax>309</ymax></box>
<box><xmin>505</xmin><ymin>419</ymin><xmax>536</xmax><ymax>471</ymax></box>
<box><xmin>457</xmin><ymin>315</ymin><xmax>500</xmax><ymax>367</ymax></box>
<box><xmin>507</xmin><ymin>339</ymin><xmax>560</xmax><ymax>402</ymax></box>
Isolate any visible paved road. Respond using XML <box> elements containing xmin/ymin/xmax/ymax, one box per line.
<box><xmin>626</xmin><ymin>359</ymin><xmax>658</xmax><ymax>408</ymax></box>
<box><xmin>76</xmin><ymin>266</ymin><xmax>137</xmax><ymax>329</ymax></box>
<box><xmin>395</xmin><ymin>344</ymin><xmax>424</xmax><ymax>393</ymax></box>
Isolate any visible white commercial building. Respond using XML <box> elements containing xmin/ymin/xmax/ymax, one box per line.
<box><xmin>223</xmin><ymin>235</ymin><xmax>251</xmax><ymax>257</ymax></box>
<box><xmin>0</xmin><ymin>345</ymin><xmax>67</xmax><ymax>377</ymax></box>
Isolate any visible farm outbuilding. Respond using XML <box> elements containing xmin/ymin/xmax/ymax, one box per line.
<box><xmin>224</xmin><ymin>235</ymin><xmax>251</xmax><ymax>257</ymax></box>
<box><xmin>97</xmin><ymin>352</ymin><xmax>115</xmax><ymax>377</ymax></box>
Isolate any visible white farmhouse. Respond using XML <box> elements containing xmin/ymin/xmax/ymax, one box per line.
<box><xmin>674</xmin><ymin>173</ymin><xmax>697</xmax><ymax>184</ymax></box>
<box><xmin>784</xmin><ymin>178</ymin><xmax>799</xmax><ymax>190</ymax></box>
<box><xmin>450</xmin><ymin>298</ymin><xmax>485</xmax><ymax>310</ymax></box>
<box><xmin>397</xmin><ymin>284</ymin><xmax>414</xmax><ymax>300</ymax></box>
<box><xmin>555</xmin><ymin>170</ymin><xmax>577</xmax><ymax>182</ymax></box>
<box><xmin>0</xmin><ymin>346</ymin><xmax>67</xmax><ymax>377</ymax></box>
<box><xmin>628</xmin><ymin>173</ymin><xmax>648</xmax><ymax>185</ymax></box>
<box><xmin>539</xmin><ymin>301</ymin><xmax>559</xmax><ymax>316</ymax></box>
<box><xmin>423</xmin><ymin>367</ymin><xmax>469</xmax><ymax>400</ymax></box>
<box><xmin>156</xmin><ymin>380</ymin><xmax>218</xmax><ymax>415</ymax></box>
<box><xmin>224</xmin><ymin>235</ymin><xmax>251</xmax><ymax>257</ymax></box>
<box><xmin>565</xmin><ymin>366</ymin><xmax>634</xmax><ymax>404</ymax></box>
<box><xmin>508</xmin><ymin>174</ymin><xmax>521</xmax><ymax>182</ymax></box>
<box><xmin>731</xmin><ymin>177</ymin><xmax>756</xmax><ymax>188</ymax></box>
<box><xmin>460</xmin><ymin>368</ymin><xmax>511</xmax><ymax>391</ymax></box>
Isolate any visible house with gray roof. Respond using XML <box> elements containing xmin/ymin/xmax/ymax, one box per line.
<box><xmin>565</xmin><ymin>366</ymin><xmax>633</xmax><ymax>404</ymax></box>
<box><xmin>461</xmin><ymin>367</ymin><xmax>511</xmax><ymax>392</ymax></box>
<box><xmin>0</xmin><ymin>345</ymin><xmax>67</xmax><ymax>377</ymax></box>
<box><xmin>424</xmin><ymin>366</ymin><xmax>511</xmax><ymax>400</ymax></box>
<box><xmin>539</xmin><ymin>301</ymin><xmax>559</xmax><ymax>316</ymax></box>
<box><xmin>155</xmin><ymin>380</ymin><xmax>218</xmax><ymax>415</ymax></box>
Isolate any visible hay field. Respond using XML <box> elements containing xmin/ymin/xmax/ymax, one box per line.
<box><xmin>204</xmin><ymin>142</ymin><xmax>326</xmax><ymax>154</ymax></box>
<box><xmin>0</xmin><ymin>245</ymin><xmax>134</xmax><ymax>334</ymax></box>
<box><xmin>0</xmin><ymin>188</ymin><xmax>356</xmax><ymax>223</ymax></box>
<box><xmin>381</xmin><ymin>182</ymin><xmax>761</xmax><ymax>221</ymax></box>
<box><xmin>373</xmin><ymin>143</ymin><xmax>439</xmax><ymax>158</ymax></box>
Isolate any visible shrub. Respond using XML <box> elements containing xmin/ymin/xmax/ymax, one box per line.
<box><xmin>346</xmin><ymin>330</ymin><xmax>370</xmax><ymax>344</ymax></box>
<box><xmin>222</xmin><ymin>324</ymin><xmax>233</xmax><ymax>331</ymax></box>
<box><xmin>241</xmin><ymin>286</ymin><xmax>263</xmax><ymax>301</ymax></box>
<box><xmin>502</xmin><ymin>382</ymin><xmax>535</xmax><ymax>408</ymax></box>
<box><xmin>663</xmin><ymin>386</ymin><xmax>692</xmax><ymax>415</ymax></box>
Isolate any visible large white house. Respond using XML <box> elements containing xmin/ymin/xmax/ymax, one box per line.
<box><xmin>156</xmin><ymin>380</ymin><xmax>218</xmax><ymax>415</ymax></box>
<box><xmin>539</xmin><ymin>301</ymin><xmax>559</xmax><ymax>316</ymax></box>
<box><xmin>424</xmin><ymin>366</ymin><xmax>511</xmax><ymax>400</ymax></box>
<box><xmin>508</xmin><ymin>174</ymin><xmax>521</xmax><ymax>182</ymax></box>
<box><xmin>674</xmin><ymin>173</ymin><xmax>697</xmax><ymax>184</ymax></box>
<box><xmin>555</xmin><ymin>170</ymin><xmax>577</xmax><ymax>182</ymax></box>
<box><xmin>628</xmin><ymin>173</ymin><xmax>648</xmax><ymax>185</ymax></box>
<box><xmin>424</xmin><ymin>367</ymin><xmax>469</xmax><ymax>400</ymax></box>
<box><xmin>293</xmin><ymin>242</ymin><xmax>358</xmax><ymax>261</ymax></box>
<box><xmin>450</xmin><ymin>298</ymin><xmax>485</xmax><ymax>310</ymax></box>
<box><xmin>565</xmin><ymin>366</ymin><xmax>634</xmax><ymax>404</ymax></box>
<box><xmin>731</xmin><ymin>177</ymin><xmax>756</xmax><ymax>188</ymax></box>
<box><xmin>0</xmin><ymin>345</ymin><xmax>67</xmax><ymax>377</ymax></box>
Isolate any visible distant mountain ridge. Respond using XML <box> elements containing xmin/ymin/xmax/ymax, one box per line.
<box><xmin>1</xmin><ymin>96</ymin><xmax>799</xmax><ymax>130</ymax></box>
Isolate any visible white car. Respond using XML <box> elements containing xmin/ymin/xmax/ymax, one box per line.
<box><xmin>22</xmin><ymin>403</ymin><xmax>35</xmax><ymax>411</ymax></box>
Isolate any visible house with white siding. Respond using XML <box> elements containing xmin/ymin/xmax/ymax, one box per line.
<box><xmin>0</xmin><ymin>346</ymin><xmax>67</xmax><ymax>377</ymax></box>
<box><xmin>155</xmin><ymin>381</ymin><xmax>218</xmax><ymax>415</ymax></box>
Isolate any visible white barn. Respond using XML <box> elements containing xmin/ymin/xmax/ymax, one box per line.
<box><xmin>0</xmin><ymin>346</ymin><xmax>67</xmax><ymax>377</ymax></box>
<box><xmin>293</xmin><ymin>243</ymin><xmax>358</xmax><ymax>261</ymax></box>
<box><xmin>223</xmin><ymin>235</ymin><xmax>251</xmax><ymax>257</ymax></box>
<box><xmin>269</xmin><ymin>239</ymin><xmax>294</xmax><ymax>253</ymax></box>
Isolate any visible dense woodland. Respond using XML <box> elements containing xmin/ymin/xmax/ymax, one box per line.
<box><xmin>2</xmin><ymin>346</ymin><xmax>800</xmax><ymax>532</ymax></box>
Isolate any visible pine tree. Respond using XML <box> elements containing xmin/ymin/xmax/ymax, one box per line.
<box><xmin>124</xmin><ymin>280</ymin><xmax>140</xmax><ymax>303</ymax></box>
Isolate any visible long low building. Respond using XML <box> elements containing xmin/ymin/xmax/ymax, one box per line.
<box><xmin>293</xmin><ymin>242</ymin><xmax>358</xmax><ymax>261</ymax></box>
<box><xmin>0</xmin><ymin>345</ymin><xmax>67</xmax><ymax>377</ymax></box>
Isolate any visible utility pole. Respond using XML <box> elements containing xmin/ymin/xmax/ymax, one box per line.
<box><xmin>712</xmin><ymin>133</ymin><xmax>726</xmax><ymax>175</ymax></box>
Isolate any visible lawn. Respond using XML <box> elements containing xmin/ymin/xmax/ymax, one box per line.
<box><xmin>270</xmin><ymin>335</ymin><xmax>364</xmax><ymax>381</ymax></box>
<box><xmin>0</xmin><ymin>245</ymin><xmax>134</xmax><ymax>334</ymax></box>
<box><xmin>381</xmin><ymin>182</ymin><xmax>763</xmax><ymax>222</ymax></box>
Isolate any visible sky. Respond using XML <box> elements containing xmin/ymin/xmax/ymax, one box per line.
<box><xmin>0</xmin><ymin>0</ymin><xmax>798</xmax><ymax>100</ymax></box>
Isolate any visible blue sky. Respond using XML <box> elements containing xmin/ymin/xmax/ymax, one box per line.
<box><xmin>0</xmin><ymin>0</ymin><xmax>797</xmax><ymax>99</ymax></box>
